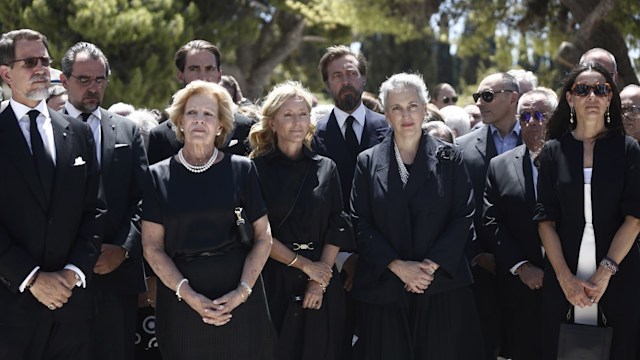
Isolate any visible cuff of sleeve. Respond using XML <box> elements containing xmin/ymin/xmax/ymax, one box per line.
<box><xmin>64</xmin><ymin>264</ymin><xmax>86</xmax><ymax>288</ymax></box>
<box><xmin>18</xmin><ymin>266</ymin><xmax>41</xmax><ymax>293</ymax></box>
<box><xmin>510</xmin><ymin>260</ymin><xmax>529</xmax><ymax>275</ymax></box>
<box><xmin>335</xmin><ymin>252</ymin><xmax>352</xmax><ymax>273</ymax></box>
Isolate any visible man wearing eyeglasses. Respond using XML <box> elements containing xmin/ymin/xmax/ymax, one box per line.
<box><xmin>0</xmin><ymin>29</ymin><xmax>104</xmax><ymax>358</ymax></box>
<box><xmin>430</xmin><ymin>82</ymin><xmax>458</xmax><ymax>109</ymax></box>
<box><xmin>620</xmin><ymin>84</ymin><xmax>640</xmax><ymax>142</ymax></box>
<box><xmin>456</xmin><ymin>72</ymin><xmax>521</xmax><ymax>360</ymax></box>
<box><xmin>60</xmin><ymin>42</ymin><xmax>150</xmax><ymax>360</ymax></box>
<box><xmin>483</xmin><ymin>88</ymin><xmax>557</xmax><ymax>360</ymax></box>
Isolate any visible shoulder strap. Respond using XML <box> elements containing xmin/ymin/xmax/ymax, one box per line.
<box><xmin>275</xmin><ymin>162</ymin><xmax>313</xmax><ymax>231</ymax></box>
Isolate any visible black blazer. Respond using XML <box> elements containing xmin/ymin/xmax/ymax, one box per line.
<box><xmin>0</xmin><ymin>105</ymin><xmax>103</xmax><ymax>323</ymax></box>
<box><xmin>350</xmin><ymin>131</ymin><xmax>474</xmax><ymax>306</ymax></box>
<box><xmin>146</xmin><ymin>112</ymin><xmax>253</xmax><ymax>165</ymax></box>
<box><xmin>483</xmin><ymin>144</ymin><xmax>544</xmax><ymax>273</ymax></box>
<box><xmin>313</xmin><ymin>107</ymin><xmax>388</xmax><ymax>211</ymax></box>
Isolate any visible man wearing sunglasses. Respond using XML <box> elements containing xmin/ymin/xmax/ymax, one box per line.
<box><xmin>0</xmin><ymin>29</ymin><xmax>104</xmax><ymax>358</ymax></box>
<box><xmin>483</xmin><ymin>88</ymin><xmax>557</xmax><ymax>360</ymax></box>
<box><xmin>456</xmin><ymin>72</ymin><xmax>521</xmax><ymax>360</ymax></box>
<box><xmin>60</xmin><ymin>42</ymin><xmax>150</xmax><ymax>360</ymax></box>
<box><xmin>430</xmin><ymin>82</ymin><xmax>458</xmax><ymax>109</ymax></box>
<box><xmin>620</xmin><ymin>84</ymin><xmax>640</xmax><ymax>142</ymax></box>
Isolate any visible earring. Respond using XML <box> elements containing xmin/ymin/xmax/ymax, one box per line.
<box><xmin>606</xmin><ymin>107</ymin><xmax>611</xmax><ymax>124</ymax></box>
<box><xmin>569</xmin><ymin>107</ymin><xmax>574</xmax><ymax>124</ymax></box>
<box><xmin>180</xmin><ymin>127</ymin><xmax>184</xmax><ymax>131</ymax></box>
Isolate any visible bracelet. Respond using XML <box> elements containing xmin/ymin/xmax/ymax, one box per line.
<box><xmin>175</xmin><ymin>278</ymin><xmax>189</xmax><ymax>301</ymax></box>
<box><xmin>238</xmin><ymin>281</ymin><xmax>252</xmax><ymax>302</ymax></box>
<box><xmin>26</xmin><ymin>270</ymin><xmax>40</xmax><ymax>290</ymax></box>
<box><xmin>599</xmin><ymin>257</ymin><xmax>619</xmax><ymax>275</ymax></box>
<box><xmin>287</xmin><ymin>253</ymin><xmax>299</xmax><ymax>267</ymax></box>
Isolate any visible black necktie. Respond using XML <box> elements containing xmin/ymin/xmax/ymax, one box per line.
<box><xmin>28</xmin><ymin>110</ymin><xmax>54</xmax><ymax>204</ymax></box>
<box><xmin>345</xmin><ymin>115</ymin><xmax>359</xmax><ymax>159</ymax></box>
<box><xmin>81</xmin><ymin>113</ymin><xmax>91</xmax><ymax>122</ymax></box>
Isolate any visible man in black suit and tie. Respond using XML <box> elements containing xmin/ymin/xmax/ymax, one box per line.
<box><xmin>312</xmin><ymin>45</ymin><xmax>388</xmax><ymax>358</ymax></box>
<box><xmin>0</xmin><ymin>29</ymin><xmax>103</xmax><ymax>359</ymax></box>
<box><xmin>59</xmin><ymin>42</ymin><xmax>149</xmax><ymax>360</ymax></box>
<box><xmin>456</xmin><ymin>72</ymin><xmax>521</xmax><ymax>359</ymax></box>
<box><xmin>483</xmin><ymin>88</ymin><xmax>557</xmax><ymax>360</ymax></box>
<box><xmin>147</xmin><ymin>40</ymin><xmax>252</xmax><ymax>164</ymax></box>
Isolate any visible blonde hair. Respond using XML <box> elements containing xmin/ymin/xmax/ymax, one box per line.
<box><xmin>249</xmin><ymin>81</ymin><xmax>316</xmax><ymax>159</ymax></box>
<box><xmin>167</xmin><ymin>80</ymin><xmax>234</xmax><ymax>147</ymax></box>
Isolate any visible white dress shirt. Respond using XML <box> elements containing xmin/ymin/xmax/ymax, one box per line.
<box><xmin>333</xmin><ymin>102</ymin><xmax>367</xmax><ymax>143</ymax></box>
<box><xmin>64</xmin><ymin>103</ymin><xmax>102</xmax><ymax>165</ymax></box>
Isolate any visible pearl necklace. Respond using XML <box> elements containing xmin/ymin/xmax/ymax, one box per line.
<box><xmin>178</xmin><ymin>147</ymin><xmax>218</xmax><ymax>173</ymax></box>
<box><xmin>393</xmin><ymin>140</ymin><xmax>409</xmax><ymax>188</ymax></box>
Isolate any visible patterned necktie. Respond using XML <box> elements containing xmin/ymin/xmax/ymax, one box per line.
<box><xmin>345</xmin><ymin>115</ymin><xmax>359</xmax><ymax>159</ymax></box>
<box><xmin>28</xmin><ymin>110</ymin><xmax>54</xmax><ymax>204</ymax></box>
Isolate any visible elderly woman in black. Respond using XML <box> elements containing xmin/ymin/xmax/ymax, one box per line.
<box><xmin>142</xmin><ymin>80</ymin><xmax>275</xmax><ymax>359</ymax></box>
<box><xmin>248</xmin><ymin>81</ymin><xmax>352</xmax><ymax>360</ymax></box>
<box><xmin>350</xmin><ymin>73</ymin><xmax>482</xmax><ymax>359</ymax></box>
<box><xmin>535</xmin><ymin>62</ymin><xmax>640</xmax><ymax>358</ymax></box>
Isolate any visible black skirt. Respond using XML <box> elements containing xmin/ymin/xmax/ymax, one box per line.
<box><xmin>155</xmin><ymin>250</ymin><xmax>276</xmax><ymax>360</ymax></box>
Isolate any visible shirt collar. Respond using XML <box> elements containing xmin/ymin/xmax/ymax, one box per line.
<box><xmin>333</xmin><ymin>102</ymin><xmax>366</xmax><ymax>129</ymax></box>
<box><xmin>489</xmin><ymin>120</ymin><xmax>521</xmax><ymax>138</ymax></box>
<box><xmin>11</xmin><ymin>99</ymin><xmax>50</xmax><ymax>122</ymax></box>
<box><xmin>64</xmin><ymin>102</ymin><xmax>102</xmax><ymax>121</ymax></box>
<box><xmin>264</xmin><ymin>145</ymin><xmax>320</xmax><ymax>163</ymax></box>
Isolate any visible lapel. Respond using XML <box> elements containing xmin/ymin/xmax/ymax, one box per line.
<box><xmin>324</xmin><ymin>110</ymin><xmax>350</xmax><ymax>156</ymax></box>
<box><xmin>512</xmin><ymin>145</ymin><xmax>537</xmax><ymax>207</ymax></box>
<box><xmin>512</xmin><ymin>145</ymin><xmax>527</xmax><ymax>196</ymax></box>
<box><xmin>100</xmin><ymin>108</ymin><xmax>116</xmax><ymax>176</ymax></box>
<box><xmin>222</xmin><ymin>113</ymin><xmax>237</xmax><ymax>148</ymax></box>
<box><xmin>360</xmin><ymin>108</ymin><xmax>385</xmax><ymax>150</ymax></box>
<box><xmin>476</xmin><ymin>125</ymin><xmax>498</xmax><ymax>160</ymax></box>
<box><xmin>0</xmin><ymin>105</ymin><xmax>48</xmax><ymax>210</ymax></box>
<box><xmin>49</xmin><ymin>111</ymin><xmax>73</xmax><ymax>208</ymax></box>
<box><xmin>372</xmin><ymin>134</ymin><xmax>392</xmax><ymax>195</ymax></box>
<box><xmin>403</xmin><ymin>132</ymin><xmax>437</xmax><ymax>199</ymax></box>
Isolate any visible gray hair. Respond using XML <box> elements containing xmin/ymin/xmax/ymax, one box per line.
<box><xmin>440</xmin><ymin>105</ymin><xmax>471</xmax><ymax>137</ymax></box>
<box><xmin>108</xmin><ymin>102</ymin><xmax>135</xmax><ymax>117</ymax></box>
<box><xmin>61</xmin><ymin>42</ymin><xmax>111</xmax><ymax>78</ymax></box>
<box><xmin>517</xmin><ymin>88</ymin><xmax>558</xmax><ymax>114</ymax></box>
<box><xmin>423</xmin><ymin>121</ymin><xmax>454</xmax><ymax>143</ymax></box>
<box><xmin>379</xmin><ymin>73</ymin><xmax>430</xmax><ymax>110</ymax></box>
<box><xmin>507</xmin><ymin>69</ymin><xmax>538</xmax><ymax>94</ymax></box>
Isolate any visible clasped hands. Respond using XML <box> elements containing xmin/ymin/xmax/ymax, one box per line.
<box><xmin>184</xmin><ymin>285</ymin><xmax>247</xmax><ymax>327</ymax></box>
<box><xmin>301</xmin><ymin>260</ymin><xmax>332</xmax><ymax>310</ymax></box>
<box><xmin>559</xmin><ymin>267</ymin><xmax>611</xmax><ymax>308</ymax></box>
<box><xmin>392</xmin><ymin>259</ymin><xmax>440</xmax><ymax>294</ymax></box>
<box><xmin>29</xmin><ymin>269</ymin><xmax>78</xmax><ymax>310</ymax></box>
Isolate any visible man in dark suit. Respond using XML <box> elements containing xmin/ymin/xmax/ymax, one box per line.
<box><xmin>483</xmin><ymin>88</ymin><xmax>557</xmax><ymax>360</ymax></box>
<box><xmin>456</xmin><ymin>72</ymin><xmax>521</xmax><ymax>359</ymax></box>
<box><xmin>312</xmin><ymin>45</ymin><xmax>388</xmax><ymax>358</ymax></box>
<box><xmin>0</xmin><ymin>29</ymin><xmax>103</xmax><ymax>359</ymax></box>
<box><xmin>147</xmin><ymin>40</ymin><xmax>252</xmax><ymax>164</ymax></box>
<box><xmin>59</xmin><ymin>42</ymin><xmax>149</xmax><ymax>360</ymax></box>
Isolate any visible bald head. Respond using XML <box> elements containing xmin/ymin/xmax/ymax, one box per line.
<box><xmin>580</xmin><ymin>48</ymin><xmax>618</xmax><ymax>82</ymax></box>
<box><xmin>621</xmin><ymin>85</ymin><xmax>640</xmax><ymax>141</ymax></box>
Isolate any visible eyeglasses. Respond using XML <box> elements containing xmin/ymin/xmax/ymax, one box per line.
<box><xmin>622</xmin><ymin>105</ymin><xmax>640</xmax><ymax>116</ymax></box>
<box><xmin>472</xmin><ymin>90</ymin><xmax>514</xmax><ymax>103</ymax></box>
<box><xmin>70</xmin><ymin>74</ymin><xmax>108</xmax><ymax>87</ymax></box>
<box><xmin>442</xmin><ymin>96</ymin><xmax>458</xmax><ymax>104</ymax></box>
<box><xmin>570</xmin><ymin>82</ymin><xmax>611</xmax><ymax>97</ymax></box>
<box><xmin>519</xmin><ymin>111</ymin><xmax>547</xmax><ymax>123</ymax></box>
<box><xmin>8</xmin><ymin>56</ymin><xmax>53</xmax><ymax>68</ymax></box>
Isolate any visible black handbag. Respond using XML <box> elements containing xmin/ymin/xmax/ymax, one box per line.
<box><xmin>234</xmin><ymin>207</ymin><xmax>254</xmax><ymax>246</ymax></box>
<box><xmin>557</xmin><ymin>307</ymin><xmax>613</xmax><ymax>360</ymax></box>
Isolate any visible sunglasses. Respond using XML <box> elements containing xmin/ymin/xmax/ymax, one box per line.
<box><xmin>519</xmin><ymin>111</ymin><xmax>547</xmax><ymax>123</ymax></box>
<box><xmin>8</xmin><ymin>56</ymin><xmax>52</xmax><ymax>68</ymax></box>
<box><xmin>473</xmin><ymin>90</ymin><xmax>513</xmax><ymax>103</ymax></box>
<box><xmin>622</xmin><ymin>105</ymin><xmax>640</xmax><ymax>116</ymax></box>
<box><xmin>442</xmin><ymin>96</ymin><xmax>458</xmax><ymax>104</ymax></box>
<box><xmin>570</xmin><ymin>82</ymin><xmax>611</xmax><ymax>97</ymax></box>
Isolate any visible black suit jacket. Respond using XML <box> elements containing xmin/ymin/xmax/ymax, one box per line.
<box><xmin>0</xmin><ymin>105</ymin><xmax>103</xmax><ymax>323</ymax></box>
<box><xmin>313</xmin><ymin>107</ymin><xmax>389</xmax><ymax>211</ymax></box>
<box><xmin>350</xmin><ymin>131</ymin><xmax>474</xmax><ymax>305</ymax></box>
<box><xmin>146</xmin><ymin>112</ymin><xmax>253</xmax><ymax>165</ymax></box>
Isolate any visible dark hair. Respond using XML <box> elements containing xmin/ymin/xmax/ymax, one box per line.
<box><xmin>431</xmin><ymin>83</ymin><xmax>452</xmax><ymax>100</ymax></box>
<box><xmin>0</xmin><ymin>29</ymin><xmax>49</xmax><ymax>66</ymax></box>
<box><xmin>546</xmin><ymin>62</ymin><xmax>623</xmax><ymax>140</ymax></box>
<box><xmin>61</xmin><ymin>42</ymin><xmax>111</xmax><ymax>78</ymax></box>
<box><xmin>174</xmin><ymin>40</ymin><xmax>221</xmax><ymax>72</ymax></box>
<box><xmin>318</xmin><ymin>45</ymin><xmax>367</xmax><ymax>82</ymax></box>
<box><xmin>220</xmin><ymin>75</ymin><xmax>243</xmax><ymax>103</ymax></box>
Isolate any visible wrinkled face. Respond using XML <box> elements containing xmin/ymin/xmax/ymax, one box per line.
<box><xmin>475</xmin><ymin>74</ymin><xmax>518</xmax><ymax>127</ymax></box>
<box><xmin>61</xmin><ymin>53</ymin><xmax>107</xmax><ymax>113</ymax></box>
<box><xmin>0</xmin><ymin>39</ymin><xmax>51</xmax><ymax>107</ymax></box>
<box><xmin>178</xmin><ymin>50</ymin><xmax>221</xmax><ymax>86</ymax></box>
<box><xmin>270</xmin><ymin>96</ymin><xmax>311</xmax><ymax>147</ymax></box>
<box><xmin>325</xmin><ymin>55</ymin><xmax>365</xmax><ymax>113</ymax></box>
<box><xmin>432</xmin><ymin>84</ymin><xmax>458</xmax><ymax>109</ymax></box>
<box><xmin>620</xmin><ymin>87</ymin><xmax>640</xmax><ymax>141</ymax></box>
<box><xmin>518</xmin><ymin>93</ymin><xmax>553</xmax><ymax>154</ymax></box>
<box><xmin>180</xmin><ymin>93</ymin><xmax>222</xmax><ymax>146</ymax></box>
<box><xmin>385</xmin><ymin>87</ymin><xmax>425</xmax><ymax>141</ymax></box>
<box><xmin>566</xmin><ymin>70</ymin><xmax>612</xmax><ymax>127</ymax></box>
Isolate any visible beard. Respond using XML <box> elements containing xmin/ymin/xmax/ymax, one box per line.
<box><xmin>76</xmin><ymin>92</ymin><xmax>102</xmax><ymax>113</ymax></box>
<box><xmin>332</xmin><ymin>84</ymin><xmax>363</xmax><ymax>112</ymax></box>
<box><xmin>25</xmin><ymin>87</ymin><xmax>49</xmax><ymax>101</ymax></box>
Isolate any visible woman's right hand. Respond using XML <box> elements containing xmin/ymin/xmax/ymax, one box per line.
<box><xmin>183</xmin><ymin>288</ymin><xmax>231</xmax><ymax>326</ymax></box>
<box><xmin>301</xmin><ymin>260</ymin><xmax>333</xmax><ymax>288</ymax></box>
<box><xmin>558</xmin><ymin>273</ymin><xmax>597</xmax><ymax>308</ymax></box>
<box><xmin>389</xmin><ymin>260</ymin><xmax>434</xmax><ymax>294</ymax></box>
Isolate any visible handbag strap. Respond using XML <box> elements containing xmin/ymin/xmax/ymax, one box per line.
<box><xmin>565</xmin><ymin>306</ymin><xmax>608</xmax><ymax>326</ymax></box>
<box><xmin>275</xmin><ymin>162</ymin><xmax>312</xmax><ymax>231</ymax></box>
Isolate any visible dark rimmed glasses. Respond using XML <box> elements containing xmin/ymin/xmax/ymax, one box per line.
<box><xmin>8</xmin><ymin>56</ymin><xmax>52</xmax><ymax>68</ymax></box>
<box><xmin>570</xmin><ymin>82</ymin><xmax>612</xmax><ymax>97</ymax></box>
<box><xmin>473</xmin><ymin>90</ymin><xmax>514</xmax><ymax>103</ymax></box>
<box><xmin>622</xmin><ymin>105</ymin><xmax>640</xmax><ymax>116</ymax></box>
<box><xmin>442</xmin><ymin>96</ymin><xmax>458</xmax><ymax>104</ymax></box>
<box><xmin>519</xmin><ymin>111</ymin><xmax>547</xmax><ymax>123</ymax></box>
<box><xmin>70</xmin><ymin>74</ymin><xmax>108</xmax><ymax>87</ymax></box>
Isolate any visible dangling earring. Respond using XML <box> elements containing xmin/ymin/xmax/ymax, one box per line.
<box><xmin>606</xmin><ymin>107</ymin><xmax>611</xmax><ymax>124</ymax></box>
<box><xmin>569</xmin><ymin>107</ymin><xmax>574</xmax><ymax>124</ymax></box>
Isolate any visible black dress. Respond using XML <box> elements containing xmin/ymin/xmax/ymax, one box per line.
<box><xmin>534</xmin><ymin>132</ymin><xmax>640</xmax><ymax>359</ymax></box>
<box><xmin>253</xmin><ymin>148</ymin><xmax>353</xmax><ymax>360</ymax></box>
<box><xmin>350</xmin><ymin>131</ymin><xmax>483</xmax><ymax>359</ymax></box>
<box><xmin>143</xmin><ymin>154</ymin><xmax>276</xmax><ymax>360</ymax></box>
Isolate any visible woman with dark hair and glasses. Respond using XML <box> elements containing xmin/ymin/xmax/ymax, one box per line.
<box><xmin>534</xmin><ymin>62</ymin><xmax>640</xmax><ymax>358</ymax></box>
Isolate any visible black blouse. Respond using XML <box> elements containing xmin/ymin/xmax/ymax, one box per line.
<box><xmin>142</xmin><ymin>154</ymin><xmax>267</xmax><ymax>257</ymax></box>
